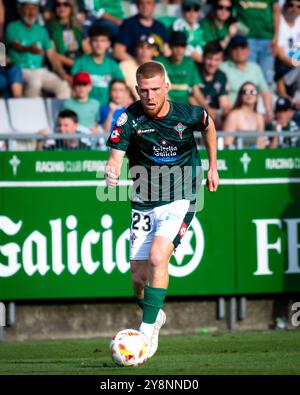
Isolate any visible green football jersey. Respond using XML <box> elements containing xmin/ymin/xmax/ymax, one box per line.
<box><xmin>106</xmin><ymin>101</ymin><xmax>208</xmax><ymax>210</ymax></box>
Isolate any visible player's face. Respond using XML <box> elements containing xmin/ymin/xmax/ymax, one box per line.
<box><xmin>91</xmin><ymin>36</ymin><xmax>111</xmax><ymax>56</ymax></box>
<box><xmin>203</xmin><ymin>52</ymin><xmax>223</xmax><ymax>74</ymax></box>
<box><xmin>137</xmin><ymin>74</ymin><xmax>169</xmax><ymax>117</ymax></box>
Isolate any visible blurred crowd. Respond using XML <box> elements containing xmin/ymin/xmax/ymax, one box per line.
<box><xmin>0</xmin><ymin>0</ymin><xmax>300</xmax><ymax>150</ymax></box>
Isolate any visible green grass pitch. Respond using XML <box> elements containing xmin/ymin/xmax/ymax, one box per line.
<box><xmin>0</xmin><ymin>331</ymin><xmax>300</xmax><ymax>375</ymax></box>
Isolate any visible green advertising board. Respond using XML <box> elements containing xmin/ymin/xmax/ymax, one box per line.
<box><xmin>0</xmin><ymin>149</ymin><xmax>299</xmax><ymax>300</ymax></box>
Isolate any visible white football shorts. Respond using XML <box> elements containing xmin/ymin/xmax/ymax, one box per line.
<box><xmin>129</xmin><ymin>199</ymin><xmax>195</xmax><ymax>260</ymax></box>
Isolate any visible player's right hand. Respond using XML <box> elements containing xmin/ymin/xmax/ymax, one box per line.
<box><xmin>105</xmin><ymin>166</ymin><xmax>119</xmax><ymax>188</ymax></box>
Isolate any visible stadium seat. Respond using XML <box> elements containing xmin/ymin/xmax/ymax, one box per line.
<box><xmin>7</xmin><ymin>98</ymin><xmax>50</xmax><ymax>134</ymax></box>
<box><xmin>45</xmin><ymin>98</ymin><xmax>64</xmax><ymax>131</ymax></box>
<box><xmin>0</xmin><ymin>99</ymin><xmax>14</xmax><ymax>134</ymax></box>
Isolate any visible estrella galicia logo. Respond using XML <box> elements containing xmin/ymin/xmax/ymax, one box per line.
<box><xmin>151</xmin><ymin>140</ymin><xmax>179</xmax><ymax>163</ymax></box>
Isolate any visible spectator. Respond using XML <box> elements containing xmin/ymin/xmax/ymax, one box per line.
<box><xmin>113</xmin><ymin>0</ymin><xmax>170</xmax><ymax>62</ymax></box>
<box><xmin>71</xmin><ymin>25</ymin><xmax>124</xmax><ymax>107</ymax></box>
<box><xmin>220</xmin><ymin>35</ymin><xmax>273</xmax><ymax>121</ymax></box>
<box><xmin>267</xmin><ymin>97</ymin><xmax>299</xmax><ymax>147</ymax></box>
<box><xmin>157</xmin><ymin>31</ymin><xmax>205</xmax><ymax>105</ymax></box>
<box><xmin>41</xmin><ymin>109</ymin><xmax>90</xmax><ymax>150</ymax></box>
<box><xmin>100</xmin><ymin>79</ymin><xmax>131</xmax><ymax>134</ymax></box>
<box><xmin>235</xmin><ymin>0</ymin><xmax>280</xmax><ymax>89</ymax></box>
<box><xmin>42</xmin><ymin>0</ymin><xmax>85</xmax><ymax>23</ymax></box>
<box><xmin>171</xmin><ymin>0</ymin><xmax>204</xmax><ymax>63</ymax></box>
<box><xmin>192</xmin><ymin>41</ymin><xmax>231</xmax><ymax>125</ymax></box>
<box><xmin>46</xmin><ymin>0</ymin><xmax>90</xmax><ymax>79</ymax></box>
<box><xmin>277</xmin><ymin>67</ymin><xmax>300</xmax><ymax>113</ymax></box>
<box><xmin>275</xmin><ymin>0</ymin><xmax>300</xmax><ymax>81</ymax></box>
<box><xmin>81</xmin><ymin>0</ymin><xmax>125</xmax><ymax>41</ymax></box>
<box><xmin>201</xmin><ymin>0</ymin><xmax>238</xmax><ymax>49</ymax></box>
<box><xmin>5</xmin><ymin>0</ymin><xmax>71</xmax><ymax>98</ymax></box>
<box><xmin>0</xmin><ymin>63</ymin><xmax>23</xmax><ymax>97</ymax></box>
<box><xmin>62</xmin><ymin>71</ymin><xmax>100</xmax><ymax>132</ymax></box>
<box><xmin>223</xmin><ymin>82</ymin><xmax>265</xmax><ymax>148</ymax></box>
<box><xmin>120</xmin><ymin>34</ymin><xmax>157</xmax><ymax>100</ymax></box>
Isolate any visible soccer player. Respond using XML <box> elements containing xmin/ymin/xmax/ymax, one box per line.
<box><xmin>105</xmin><ymin>61</ymin><xmax>219</xmax><ymax>358</ymax></box>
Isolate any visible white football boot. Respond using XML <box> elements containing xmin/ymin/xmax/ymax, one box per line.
<box><xmin>147</xmin><ymin>309</ymin><xmax>166</xmax><ymax>358</ymax></box>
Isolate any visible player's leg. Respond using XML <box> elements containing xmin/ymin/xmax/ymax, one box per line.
<box><xmin>130</xmin><ymin>259</ymin><xmax>149</xmax><ymax>308</ymax></box>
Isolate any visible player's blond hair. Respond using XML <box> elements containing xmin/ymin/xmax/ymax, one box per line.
<box><xmin>136</xmin><ymin>61</ymin><xmax>166</xmax><ymax>83</ymax></box>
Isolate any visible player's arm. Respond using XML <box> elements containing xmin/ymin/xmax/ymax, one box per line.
<box><xmin>202</xmin><ymin>116</ymin><xmax>219</xmax><ymax>192</ymax></box>
<box><xmin>105</xmin><ymin>148</ymin><xmax>126</xmax><ymax>187</ymax></box>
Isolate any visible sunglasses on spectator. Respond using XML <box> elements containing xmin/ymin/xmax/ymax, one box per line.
<box><xmin>183</xmin><ymin>6</ymin><xmax>201</xmax><ymax>12</ymax></box>
<box><xmin>217</xmin><ymin>4</ymin><xmax>232</xmax><ymax>11</ymax></box>
<box><xmin>241</xmin><ymin>89</ymin><xmax>258</xmax><ymax>96</ymax></box>
<box><xmin>55</xmin><ymin>1</ymin><xmax>71</xmax><ymax>7</ymax></box>
<box><xmin>286</xmin><ymin>2</ymin><xmax>300</xmax><ymax>8</ymax></box>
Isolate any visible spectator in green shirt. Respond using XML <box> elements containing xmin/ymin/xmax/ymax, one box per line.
<box><xmin>81</xmin><ymin>0</ymin><xmax>125</xmax><ymax>41</ymax></box>
<box><xmin>6</xmin><ymin>0</ymin><xmax>71</xmax><ymax>98</ymax></box>
<box><xmin>71</xmin><ymin>25</ymin><xmax>124</xmax><ymax>106</ymax></box>
<box><xmin>62</xmin><ymin>71</ymin><xmax>100</xmax><ymax>132</ymax></box>
<box><xmin>220</xmin><ymin>35</ymin><xmax>273</xmax><ymax>121</ymax></box>
<box><xmin>46</xmin><ymin>0</ymin><xmax>90</xmax><ymax>79</ymax></box>
<box><xmin>171</xmin><ymin>0</ymin><xmax>205</xmax><ymax>63</ymax></box>
<box><xmin>236</xmin><ymin>0</ymin><xmax>280</xmax><ymax>89</ymax></box>
<box><xmin>157</xmin><ymin>30</ymin><xmax>206</xmax><ymax>106</ymax></box>
<box><xmin>201</xmin><ymin>0</ymin><xmax>238</xmax><ymax>50</ymax></box>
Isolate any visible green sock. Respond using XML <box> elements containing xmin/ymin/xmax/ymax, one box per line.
<box><xmin>142</xmin><ymin>285</ymin><xmax>167</xmax><ymax>324</ymax></box>
<box><xmin>137</xmin><ymin>298</ymin><xmax>144</xmax><ymax>310</ymax></box>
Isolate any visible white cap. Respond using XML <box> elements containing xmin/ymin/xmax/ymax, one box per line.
<box><xmin>18</xmin><ymin>0</ymin><xmax>40</xmax><ymax>6</ymax></box>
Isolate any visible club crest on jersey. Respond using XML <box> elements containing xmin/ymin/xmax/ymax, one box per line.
<box><xmin>174</xmin><ymin>122</ymin><xmax>187</xmax><ymax>139</ymax></box>
<box><xmin>116</xmin><ymin>112</ymin><xmax>128</xmax><ymax>127</ymax></box>
<box><xmin>109</xmin><ymin>127</ymin><xmax>121</xmax><ymax>143</ymax></box>
<box><xmin>178</xmin><ymin>222</ymin><xmax>188</xmax><ymax>238</ymax></box>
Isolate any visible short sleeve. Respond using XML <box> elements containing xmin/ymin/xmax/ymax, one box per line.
<box><xmin>219</xmin><ymin>73</ymin><xmax>228</xmax><ymax>96</ymax></box>
<box><xmin>106</xmin><ymin>111</ymin><xmax>132</xmax><ymax>152</ymax></box>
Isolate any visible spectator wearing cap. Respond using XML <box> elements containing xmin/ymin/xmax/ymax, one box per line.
<box><xmin>267</xmin><ymin>97</ymin><xmax>299</xmax><ymax>148</ymax></box>
<box><xmin>191</xmin><ymin>41</ymin><xmax>231</xmax><ymax>126</ymax></box>
<box><xmin>201</xmin><ymin>0</ymin><xmax>239</xmax><ymax>50</ymax></box>
<box><xmin>71</xmin><ymin>25</ymin><xmax>124</xmax><ymax>107</ymax></box>
<box><xmin>220</xmin><ymin>35</ymin><xmax>273</xmax><ymax>121</ymax></box>
<box><xmin>5</xmin><ymin>0</ymin><xmax>71</xmax><ymax>98</ymax></box>
<box><xmin>157</xmin><ymin>31</ymin><xmax>206</xmax><ymax>106</ymax></box>
<box><xmin>113</xmin><ymin>0</ymin><xmax>170</xmax><ymax>62</ymax></box>
<box><xmin>120</xmin><ymin>35</ymin><xmax>157</xmax><ymax>100</ymax></box>
<box><xmin>235</xmin><ymin>0</ymin><xmax>280</xmax><ymax>89</ymax></box>
<box><xmin>171</xmin><ymin>0</ymin><xmax>204</xmax><ymax>63</ymax></box>
<box><xmin>62</xmin><ymin>71</ymin><xmax>100</xmax><ymax>132</ymax></box>
<box><xmin>46</xmin><ymin>0</ymin><xmax>90</xmax><ymax>79</ymax></box>
<box><xmin>275</xmin><ymin>0</ymin><xmax>300</xmax><ymax>81</ymax></box>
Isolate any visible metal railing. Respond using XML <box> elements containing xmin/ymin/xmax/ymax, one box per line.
<box><xmin>0</xmin><ymin>131</ymin><xmax>299</xmax><ymax>151</ymax></box>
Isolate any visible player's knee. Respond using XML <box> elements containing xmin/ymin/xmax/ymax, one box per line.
<box><xmin>149</xmin><ymin>250</ymin><xmax>166</xmax><ymax>269</ymax></box>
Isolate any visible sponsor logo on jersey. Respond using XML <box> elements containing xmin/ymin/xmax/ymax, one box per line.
<box><xmin>109</xmin><ymin>127</ymin><xmax>121</xmax><ymax>143</ymax></box>
<box><xmin>137</xmin><ymin>128</ymin><xmax>155</xmax><ymax>135</ymax></box>
<box><xmin>151</xmin><ymin>140</ymin><xmax>179</xmax><ymax>163</ymax></box>
<box><xmin>174</xmin><ymin>122</ymin><xmax>187</xmax><ymax>139</ymax></box>
<box><xmin>116</xmin><ymin>112</ymin><xmax>128</xmax><ymax>127</ymax></box>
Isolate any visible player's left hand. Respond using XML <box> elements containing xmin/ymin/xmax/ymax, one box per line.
<box><xmin>206</xmin><ymin>168</ymin><xmax>219</xmax><ymax>192</ymax></box>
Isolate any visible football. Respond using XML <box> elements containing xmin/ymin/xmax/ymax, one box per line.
<box><xmin>110</xmin><ymin>329</ymin><xmax>148</xmax><ymax>367</ymax></box>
